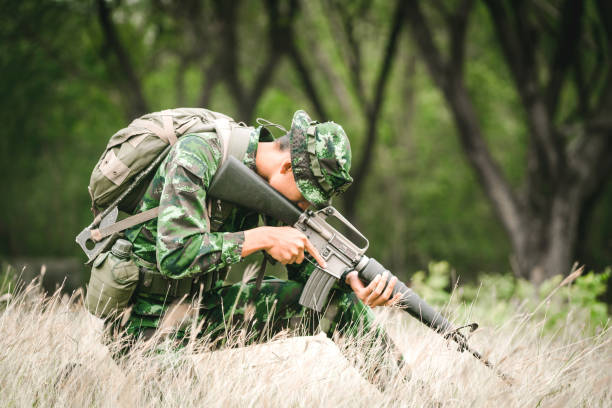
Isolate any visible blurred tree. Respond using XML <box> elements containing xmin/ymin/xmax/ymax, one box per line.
<box><xmin>320</xmin><ymin>0</ymin><xmax>407</xmax><ymax>220</ymax></box>
<box><xmin>95</xmin><ymin>0</ymin><xmax>330</xmax><ymax>123</ymax></box>
<box><xmin>96</xmin><ymin>0</ymin><xmax>149</xmax><ymax>118</ymax></box>
<box><xmin>405</xmin><ymin>0</ymin><xmax>612</xmax><ymax>282</ymax></box>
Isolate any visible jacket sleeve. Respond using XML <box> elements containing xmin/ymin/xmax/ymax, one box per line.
<box><xmin>155</xmin><ymin>134</ymin><xmax>244</xmax><ymax>279</ymax></box>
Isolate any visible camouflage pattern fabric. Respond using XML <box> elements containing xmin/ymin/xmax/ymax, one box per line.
<box><xmin>124</xmin><ymin>130</ymin><xmax>262</xmax><ymax>327</ymax></box>
<box><xmin>289</xmin><ymin>110</ymin><xmax>353</xmax><ymax>209</ymax></box>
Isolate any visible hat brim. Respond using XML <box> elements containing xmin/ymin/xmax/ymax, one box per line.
<box><xmin>288</xmin><ymin>111</ymin><xmax>332</xmax><ymax>209</ymax></box>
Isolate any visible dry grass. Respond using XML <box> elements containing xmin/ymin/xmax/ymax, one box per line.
<box><xmin>0</xmin><ymin>275</ymin><xmax>610</xmax><ymax>408</ymax></box>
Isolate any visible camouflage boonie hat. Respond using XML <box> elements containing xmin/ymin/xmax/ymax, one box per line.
<box><xmin>289</xmin><ymin>110</ymin><xmax>353</xmax><ymax>208</ymax></box>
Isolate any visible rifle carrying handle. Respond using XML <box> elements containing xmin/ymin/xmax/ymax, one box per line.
<box><xmin>358</xmin><ymin>258</ymin><xmax>453</xmax><ymax>334</ymax></box>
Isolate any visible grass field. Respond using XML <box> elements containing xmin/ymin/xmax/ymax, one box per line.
<box><xmin>0</xmin><ymin>270</ymin><xmax>610</xmax><ymax>407</ymax></box>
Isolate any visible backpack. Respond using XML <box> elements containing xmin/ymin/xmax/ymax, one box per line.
<box><xmin>76</xmin><ymin>108</ymin><xmax>253</xmax><ymax>263</ymax></box>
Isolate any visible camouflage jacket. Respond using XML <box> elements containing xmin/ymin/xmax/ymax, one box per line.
<box><xmin>124</xmin><ymin>128</ymin><xmax>316</xmax><ymax>327</ymax></box>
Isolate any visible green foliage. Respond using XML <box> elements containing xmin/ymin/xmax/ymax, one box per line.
<box><xmin>0</xmin><ymin>269</ymin><xmax>12</xmax><ymax>297</ymax></box>
<box><xmin>412</xmin><ymin>262</ymin><xmax>611</xmax><ymax>333</ymax></box>
<box><xmin>410</xmin><ymin>261</ymin><xmax>452</xmax><ymax>305</ymax></box>
<box><xmin>569</xmin><ymin>268</ymin><xmax>611</xmax><ymax>325</ymax></box>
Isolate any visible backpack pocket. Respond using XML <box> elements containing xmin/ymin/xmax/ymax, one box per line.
<box><xmin>85</xmin><ymin>251</ymin><xmax>139</xmax><ymax>318</ymax></box>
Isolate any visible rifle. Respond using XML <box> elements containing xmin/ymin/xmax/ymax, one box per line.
<box><xmin>209</xmin><ymin>157</ymin><xmax>512</xmax><ymax>384</ymax></box>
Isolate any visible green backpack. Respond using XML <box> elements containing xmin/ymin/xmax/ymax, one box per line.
<box><xmin>88</xmin><ymin>107</ymin><xmax>246</xmax><ymax>215</ymax></box>
<box><xmin>78</xmin><ymin>108</ymin><xmax>254</xmax><ymax>318</ymax></box>
<box><xmin>77</xmin><ymin>107</ymin><xmax>253</xmax><ymax>262</ymax></box>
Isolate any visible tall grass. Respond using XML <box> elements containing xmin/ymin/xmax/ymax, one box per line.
<box><xmin>0</xmin><ymin>270</ymin><xmax>609</xmax><ymax>407</ymax></box>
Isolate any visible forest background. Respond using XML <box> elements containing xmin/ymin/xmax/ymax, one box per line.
<box><xmin>0</xmin><ymin>0</ymin><xmax>611</xmax><ymax>307</ymax></box>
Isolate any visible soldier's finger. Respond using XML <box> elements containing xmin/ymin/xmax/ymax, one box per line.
<box><xmin>288</xmin><ymin>247</ymin><xmax>302</xmax><ymax>264</ymax></box>
<box><xmin>362</xmin><ymin>274</ymin><xmax>381</xmax><ymax>298</ymax></box>
<box><xmin>366</xmin><ymin>271</ymin><xmax>388</xmax><ymax>306</ymax></box>
<box><xmin>386</xmin><ymin>293</ymin><xmax>403</xmax><ymax>307</ymax></box>
<box><xmin>370</xmin><ymin>276</ymin><xmax>396</xmax><ymax>308</ymax></box>
<box><xmin>295</xmin><ymin>251</ymin><xmax>305</xmax><ymax>264</ymax></box>
<box><xmin>382</xmin><ymin>276</ymin><xmax>397</xmax><ymax>300</ymax></box>
<box><xmin>304</xmin><ymin>239</ymin><xmax>327</xmax><ymax>269</ymax></box>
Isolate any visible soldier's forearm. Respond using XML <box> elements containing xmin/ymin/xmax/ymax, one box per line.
<box><xmin>242</xmin><ymin>227</ymin><xmax>273</xmax><ymax>258</ymax></box>
<box><xmin>157</xmin><ymin>231</ymin><xmax>244</xmax><ymax>278</ymax></box>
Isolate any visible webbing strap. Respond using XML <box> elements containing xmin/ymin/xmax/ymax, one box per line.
<box><xmin>162</xmin><ymin>115</ymin><xmax>177</xmax><ymax>145</ymax></box>
<box><xmin>214</xmin><ymin>118</ymin><xmax>233</xmax><ymax>162</ymax></box>
<box><xmin>91</xmin><ymin>207</ymin><xmax>159</xmax><ymax>241</ymax></box>
<box><xmin>215</xmin><ymin>119</ymin><xmax>253</xmax><ymax>164</ymax></box>
<box><xmin>228</xmin><ymin>126</ymin><xmax>253</xmax><ymax>162</ymax></box>
<box><xmin>209</xmin><ymin>122</ymin><xmax>253</xmax><ymax>221</ymax></box>
<box><xmin>132</xmin><ymin>116</ymin><xmax>177</xmax><ymax>145</ymax></box>
<box><xmin>138</xmin><ymin>267</ymin><xmax>194</xmax><ymax>298</ymax></box>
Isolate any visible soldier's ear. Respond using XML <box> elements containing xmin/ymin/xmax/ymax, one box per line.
<box><xmin>280</xmin><ymin>158</ymin><xmax>292</xmax><ymax>174</ymax></box>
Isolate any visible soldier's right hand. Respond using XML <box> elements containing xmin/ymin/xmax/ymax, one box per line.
<box><xmin>243</xmin><ymin>226</ymin><xmax>327</xmax><ymax>268</ymax></box>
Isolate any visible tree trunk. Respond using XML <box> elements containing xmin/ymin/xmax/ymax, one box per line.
<box><xmin>96</xmin><ymin>0</ymin><xmax>148</xmax><ymax>119</ymax></box>
<box><xmin>513</xmin><ymin>186</ymin><xmax>582</xmax><ymax>283</ymax></box>
<box><xmin>405</xmin><ymin>0</ymin><xmax>612</xmax><ymax>283</ymax></box>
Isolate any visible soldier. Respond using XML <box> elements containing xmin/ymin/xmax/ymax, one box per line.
<box><xmin>121</xmin><ymin>110</ymin><xmax>406</xmax><ymax>387</ymax></box>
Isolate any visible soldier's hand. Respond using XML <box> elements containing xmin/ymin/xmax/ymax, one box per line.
<box><xmin>345</xmin><ymin>270</ymin><xmax>401</xmax><ymax>308</ymax></box>
<box><xmin>243</xmin><ymin>226</ymin><xmax>327</xmax><ymax>268</ymax></box>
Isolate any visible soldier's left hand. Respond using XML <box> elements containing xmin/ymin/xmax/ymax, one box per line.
<box><xmin>345</xmin><ymin>271</ymin><xmax>402</xmax><ymax>308</ymax></box>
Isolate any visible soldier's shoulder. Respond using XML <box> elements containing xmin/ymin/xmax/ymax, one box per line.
<box><xmin>170</xmin><ymin>132</ymin><xmax>223</xmax><ymax>179</ymax></box>
<box><xmin>175</xmin><ymin>132</ymin><xmax>222</xmax><ymax>155</ymax></box>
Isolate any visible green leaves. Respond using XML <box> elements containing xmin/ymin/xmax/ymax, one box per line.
<box><xmin>409</xmin><ymin>261</ymin><xmax>610</xmax><ymax>333</ymax></box>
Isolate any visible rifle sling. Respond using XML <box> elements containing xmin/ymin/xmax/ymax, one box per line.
<box><xmin>255</xmin><ymin>255</ymin><xmax>267</xmax><ymax>291</ymax></box>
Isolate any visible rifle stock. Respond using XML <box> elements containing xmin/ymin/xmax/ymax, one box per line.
<box><xmin>209</xmin><ymin>157</ymin><xmax>302</xmax><ymax>225</ymax></box>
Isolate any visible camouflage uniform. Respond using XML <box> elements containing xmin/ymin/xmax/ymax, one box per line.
<box><xmin>122</xmin><ymin>110</ymin><xmax>405</xmax><ymax>386</ymax></box>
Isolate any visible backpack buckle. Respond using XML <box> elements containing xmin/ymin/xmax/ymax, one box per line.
<box><xmin>76</xmin><ymin>207</ymin><xmax>119</xmax><ymax>264</ymax></box>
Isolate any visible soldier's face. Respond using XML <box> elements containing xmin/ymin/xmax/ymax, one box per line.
<box><xmin>268</xmin><ymin>157</ymin><xmax>311</xmax><ymax>210</ymax></box>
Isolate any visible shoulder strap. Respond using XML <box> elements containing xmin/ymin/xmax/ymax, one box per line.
<box><xmin>227</xmin><ymin>126</ymin><xmax>253</xmax><ymax>162</ymax></box>
<box><xmin>91</xmin><ymin>207</ymin><xmax>159</xmax><ymax>241</ymax></box>
<box><xmin>90</xmin><ymin>121</ymin><xmax>255</xmax><ymax>241</ymax></box>
<box><xmin>216</xmin><ymin>119</ymin><xmax>253</xmax><ymax>164</ymax></box>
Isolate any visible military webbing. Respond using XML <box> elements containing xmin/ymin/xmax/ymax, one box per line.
<box><xmin>132</xmin><ymin>116</ymin><xmax>177</xmax><ymax>145</ymax></box>
<box><xmin>219</xmin><ymin>125</ymin><xmax>268</xmax><ymax>292</ymax></box>
<box><xmin>137</xmin><ymin>267</ymin><xmax>195</xmax><ymax>298</ymax></box>
<box><xmin>224</xmin><ymin>126</ymin><xmax>252</xmax><ymax>163</ymax></box>
<box><xmin>91</xmin><ymin>207</ymin><xmax>159</xmax><ymax>241</ymax></box>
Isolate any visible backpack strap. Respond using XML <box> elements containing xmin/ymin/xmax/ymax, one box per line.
<box><xmin>226</xmin><ymin>125</ymin><xmax>253</xmax><ymax>163</ymax></box>
<box><xmin>90</xmin><ymin>207</ymin><xmax>159</xmax><ymax>242</ymax></box>
<box><xmin>217</xmin><ymin>123</ymin><xmax>269</xmax><ymax>290</ymax></box>
<box><xmin>215</xmin><ymin>119</ymin><xmax>253</xmax><ymax>164</ymax></box>
<box><xmin>132</xmin><ymin>116</ymin><xmax>177</xmax><ymax>145</ymax></box>
<box><xmin>208</xmin><ymin>121</ymin><xmax>254</xmax><ymax>229</ymax></box>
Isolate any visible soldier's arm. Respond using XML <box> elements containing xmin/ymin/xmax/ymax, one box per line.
<box><xmin>156</xmin><ymin>135</ymin><xmax>244</xmax><ymax>279</ymax></box>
